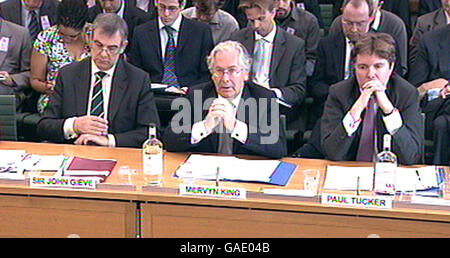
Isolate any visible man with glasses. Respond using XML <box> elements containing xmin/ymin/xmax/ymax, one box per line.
<box><xmin>329</xmin><ymin>0</ymin><xmax>407</xmax><ymax>77</ymax></box>
<box><xmin>163</xmin><ymin>40</ymin><xmax>287</xmax><ymax>158</ymax></box>
<box><xmin>87</xmin><ymin>0</ymin><xmax>154</xmax><ymax>54</ymax></box>
<box><xmin>130</xmin><ymin>0</ymin><xmax>214</xmax><ymax>90</ymax></box>
<box><xmin>37</xmin><ymin>13</ymin><xmax>160</xmax><ymax>147</ymax></box>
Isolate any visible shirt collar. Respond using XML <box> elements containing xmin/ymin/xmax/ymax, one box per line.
<box><xmin>254</xmin><ymin>23</ymin><xmax>277</xmax><ymax>44</ymax></box>
<box><xmin>371</xmin><ymin>9</ymin><xmax>381</xmax><ymax>31</ymax></box>
<box><xmin>217</xmin><ymin>87</ymin><xmax>244</xmax><ymax>108</ymax></box>
<box><xmin>190</xmin><ymin>8</ymin><xmax>220</xmax><ymax>25</ymax></box>
<box><xmin>158</xmin><ymin>14</ymin><xmax>183</xmax><ymax>32</ymax></box>
<box><xmin>102</xmin><ymin>2</ymin><xmax>125</xmax><ymax>18</ymax></box>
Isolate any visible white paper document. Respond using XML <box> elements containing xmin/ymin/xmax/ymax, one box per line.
<box><xmin>175</xmin><ymin>154</ymin><xmax>280</xmax><ymax>183</ymax></box>
<box><xmin>323</xmin><ymin>166</ymin><xmax>374</xmax><ymax>191</ymax></box>
<box><xmin>0</xmin><ymin>150</ymin><xmax>27</xmax><ymax>180</ymax></box>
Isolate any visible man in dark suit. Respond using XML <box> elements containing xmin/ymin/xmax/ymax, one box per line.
<box><xmin>329</xmin><ymin>0</ymin><xmax>408</xmax><ymax>77</ymax></box>
<box><xmin>410</xmin><ymin>0</ymin><xmax>450</xmax><ymax>64</ymax></box>
<box><xmin>163</xmin><ymin>40</ymin><xmax>287</xmax><ymax>158</ymax></box>
<box><xmin>37</xmin><ymin>13</ymin><xmax>160</xmax><ymax>148</ymax></box>
<box><xmin>129</xmin><ymin>0</ymin><xmax>214</xmax><ymax>89</ymax></box>
<box><xmin>321</xmin><ymin>33</ymin><xmax>423</xmax><ymax>165</ymax></box>
<box><xmin>409</xmin><ymin>24</ymin><xmax>450</xmax><ymax>165</ymax></box>
<box><xmin>0</xmin><ymin>0</ymin><xmax>58</xmax><ymax>39</ymax></box>
<box><xmin>275</xmin><ymin>0</ymin><xmax>320</xmax><ymax>76</ymax></box>
<box><xmin>87</xmin><ymin>0</ymin><xmax>154</xmax><ymax>53</ymax></box>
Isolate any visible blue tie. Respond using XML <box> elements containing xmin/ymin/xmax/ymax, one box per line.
<box><xmin>162</xmin><ymin>26</ymin><xmax>179</xmax><ymax>88</ymax></box>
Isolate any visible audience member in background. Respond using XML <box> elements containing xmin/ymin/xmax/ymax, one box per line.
<box><xmin>275</xmin><ymin>0</ymin><xmax>320</xmax><ymax>76</ymax></box>
<box><xmin>30</xmin><ymin>0</ymin><xmax>90</xmax><ymax>113</ymax></box>
<box><xmin>0</xmin><ymin>15</ymin><xmax>32</xmax><ymax>110</ymax></box>
<box><xmin>409</xmin><ymin>24</ymin><xmax>450</xmax><ymax>165</ymax></box>
<box><xmin>129</xmin><ymin>0</ymin><xmax>214</xmax><ymax>90</ymax></box>
<box><xmin>181</xmin><ymin>0</ymin><xmax>239</xmax><ymax>44</ymax></box>
<box><xmin>0</xmin><ymin>0</ymin><xmax>58</xmax><ymax>39</ymax></box>
<box><xmin>128</xmin><ymin>0</ymin><xmax>156</xmax><ymax>14</ymax></box>
<box><xmin>37</xmin><ymin>13</ymin><xmax>160</xmax><ymax>147</ymax></box>
<box><xmin>87</xmin><ymin>0</ymin><xmax>154</xmax><ymax>53</ymax></box>
<box><xmin>329</xmin><ymin>0</ymin><xmax>408</xmax><ymax>77</ymax></box>
<box><xmin>409</xmin><ymin>0</ymin><xmax>450</xmax><ymax>64</ymax></box>
<box><xmin>163</xmin><ymin>40</ymin><xmax>287</xmax><ymax>158</ymax></box>
<box><xmin>321</xmin><ymin>33</ymin><xmax>423</xmax><ymax>165</ymax></box>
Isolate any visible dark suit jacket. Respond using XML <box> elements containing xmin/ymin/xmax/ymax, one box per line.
<box><xmin>37</xmin><ymin>57</ymin><xmax>161</xmax><ymax>148</ymax></box>
<box><xmin>329</xmin><ymin>10</ymin><xmax>408</xmax><ymax>76</ymax></box>
<box><xmin>321</xmin><ymin>73</ymin><xmax>424</xmax><ymax>165</ymax></box>
<box><xmin>163</xmin><ymin>81</ymin><xmax>287</xmax><ymax>158</ymax></box>
<box><xmin>129</xmin><ymin>17</ymin><xmax>214</xmax><ymax>88</ymax></box>
<box><xmin>409</xmin><ymin>24</ymin><xmax>450</xmax><ymax>88</ymax></box>
<box><xmin>229</xmin><ymin>26</ymin><xmax>307</xmax><ymax>106</ymax></box>
<box><xmin>0</xmin><ymin>0</ymin><xmax>57</xmax><ymax>29</ymax></box>
<box><xmin>276</xmin><ymin>5</ymin><xmax>320</xmax><ymax>76</ymax></box>
<box><xmin>419</xmin><ymin>0</ymin><xmax>442</xmax><ymax>16</ymax></box>
<box><xmin>410</xmin><ymin>9</ymin><xmax>448</xmax><ymax>64</ymax></box>
<box><xmin>87</xmin><ymin>1</ymin><xmax>154</xmax><ymax>51</ymax></box>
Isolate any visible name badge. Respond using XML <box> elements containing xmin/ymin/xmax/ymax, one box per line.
<box><xmin>286</xmin><ymin>27</ymin><xmax>296</xmax><ymax>35</ymax></box>
<box><xmin>40</xmin><ymin>15</ymin><xmax>51</xmax><ymax>30</ymax></box>
<box><xmin>179</xmin><ymin>184</ymin><xmax>246</xmax><ymax>200</ymax></box>
<box><xmin>0</xmin><ymin>37</ymin><xmax>10</xmax><ymax>52</ymax></box>
<box><xmin>30</xmin><ymin>176</ymin><xmax>97</xmax><ymax>190</ymax></box>
<box><xmin>321</xmin><ymin>193</ymin><xmax>392</xmax><ymax>210</ymax></box>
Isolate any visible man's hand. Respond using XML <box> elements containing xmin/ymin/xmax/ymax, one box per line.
<box><xmin>204</xmin><ymin>98</ymin><xmax>236</xmax><ymax>133</ymax></box>
<box><xmin>441</xmin><ymin>84</ymin><xmax>450</xmax><ymax>99</ymax></box>
<box><xmin>74</xmin><ymin>134</ymin><xmax>109</xmax><ymax>146</ymax></box>
<box><xmin>73</xmin><ymin>116</ymin><xmax>108</xmax><ymax>136</ymax></box>
<box><xmin>0</xmin><ymin>71</ymin><xmax>15</xmax><ymax>87</ymax></box>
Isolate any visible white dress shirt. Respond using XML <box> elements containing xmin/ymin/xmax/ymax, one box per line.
<box><xmin>252</xmin><ymin>26</ymin><xmax>276</xmax><ymax>88</ymax></box>
<box><xmin>158</xmin><ymin>15</ymin><xmax>183</xmax><ymax>58</ymax></box>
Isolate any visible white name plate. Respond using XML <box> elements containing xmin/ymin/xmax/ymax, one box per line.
<box><xmin>30</xmin><ymin>176</ymin><xmax>97</xmax><ymax>190</ymax></box>
<box><xmin>179</xmin><ymin>184</ymin><xmax>246</xmax><ymax>200</ymax></box>
<box><xmin>321</xmin><ymin>193</ymin><xmax>392</xmax><ymax>210</ymax></box>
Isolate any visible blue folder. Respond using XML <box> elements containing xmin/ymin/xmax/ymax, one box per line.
<box><xmin>268</xmin><ymin>161</ymin><xmax>297</xmax><ymax>186</ymax></box>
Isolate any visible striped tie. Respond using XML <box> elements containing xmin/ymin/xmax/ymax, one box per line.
<box><xmin>90</xmin><ymin>71</ymin><xmax>107</xmax><ymax>118</ymax></box>
<box><xmin>28</xmin><ymin>10</ymin><xmax>40</xmax><ymax>39</ymax></box>
<box><xmin>162</xmin><ymin>26</ymin><xmax>179</xmax><ymax>88</ymax></box>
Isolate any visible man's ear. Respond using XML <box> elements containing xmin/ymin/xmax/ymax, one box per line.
<box><xmin>120</xmin><ymin>40</ymin><xmax>128</xmax><ymax>54</ymax></box>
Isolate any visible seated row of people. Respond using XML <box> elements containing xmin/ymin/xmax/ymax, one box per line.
<box><xmin>0</xmin><ymin>0</ymin><xmax>448</xmax><ymax>166</ymax></box>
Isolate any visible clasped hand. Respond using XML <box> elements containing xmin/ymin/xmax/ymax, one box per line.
<box><xmin>204</xmin><ymin>98</ymin><xmax>236</xmax><ymax>133</ymax></box>
<box><xmin>73</xmin><ymin>116</ymin><xmax>109</xmax><ymax>146</ymax></box>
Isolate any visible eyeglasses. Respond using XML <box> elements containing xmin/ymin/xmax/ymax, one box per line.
<box><xmin>342</xmin><ymin>19</ymin><xmax>371</xmax><ymax>29</ymax></box>
<box><xmin>91</xmin><ymin>40</ymin><xmax>122</xmax><ymax>55</ymax></box>
<box><xmin>211</xmin><ymin>67</ymin><xmax>242</xmax><ymax>78</ymax></box>
<box><xmin>157</xmin><ymin>4</ymin><xmax>180</xmax><ymax>13</ymax></box>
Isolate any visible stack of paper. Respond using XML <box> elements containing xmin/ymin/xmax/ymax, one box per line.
<box><xmin>0</xmin><ymin>150</ymin><xmax>27</xmax><ymax>180</ymax></box>
<box><xmin>323</xmin><ymin>166</ymin><xmax>374</xmax><ymax>191</ymax></box>
<box><xmin>175</xmin><ymin>154</ymin><xmax>280</xmax><ymax>183</ymax></box>
<box><xmin>21</xmin><ymin>154</ymin><xmax>66</xmax><ymax>171</ymax></box>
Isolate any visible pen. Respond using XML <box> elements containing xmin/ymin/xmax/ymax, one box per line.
<box><xmin>356</xmin><ymin>176</ymin><xmax>360</xmax><ymax>196</ymax></box>
<box><xmin>216</xmin><ymin>166</ymin><xmax>220</xmax><ymax>187</ymax></box>
<box><xmin>415</xmin><ymin>170</ymin><xmax>423</xmax><ymax>187</ymax></box>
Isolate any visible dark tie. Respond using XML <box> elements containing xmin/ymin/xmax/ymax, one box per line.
<box><xmin>90</xmin><ymin>71</ymin><xmax>107</xmax><ymax>118</ymax></box>
<box><xmin>161</xmin><ymin>26</ymin><xmax>179</xmax><ymax>88</ymax></box>
<box><xmin>28</xmin><ymin>10</ymin><xmax>40</xmax><ymax>39</ymax></box>
<box><xmin>356</xmin><ymin>97</ymin><xmax>377</xmax><ymax>162</ymax></box>
<box><xmin>217</xmin><ymin>122</ymin><xmax>233</xmax><ymax>155</ymax></box>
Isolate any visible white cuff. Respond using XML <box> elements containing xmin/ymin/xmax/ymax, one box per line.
<box><xmin>342</xmin><ymin>112</ymin><xmax>361</xmax><ymax>136</ymax></box>
<box><xmin>382</xmin><ymin>109</ymin><xmax>402</xmax><ymax>134</ymax></box>
<box><xmin>107</xmin><ymin>134</ymin><xmax>116</xmax><ymax>147</ymax></box>
<box><xmin>190</xmin><ymin>121</ymin><xmax>209</xmax><ymax>144</ymax></box>
<box><xmin>63</xmin><ymin>117</ymin><xmax>78</xmax><ymax>140</ymax></box>
<box><xmin>231</xmin><ymin>120</ymin><xmax>248</xmax><ymax>144</ymax></box>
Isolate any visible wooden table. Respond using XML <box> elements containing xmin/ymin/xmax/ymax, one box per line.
<box><xmin>0</xmin><ymin>141</ymin><xmax>448</xmax><ymax>238</ymax></box>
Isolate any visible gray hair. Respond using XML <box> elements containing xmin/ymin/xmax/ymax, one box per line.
<box><xmin>206</xmin><ymin>40</ymin><xmax>252</xmax><ymax>73</ymax></box>
<box><xmin>92</xmin><ymin>13</ymin><xmax>128</xmax><ymax>40</ymax></box>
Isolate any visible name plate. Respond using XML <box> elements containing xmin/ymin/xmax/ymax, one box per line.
<box><xmin>179</xmin><ymin>184</ymin><xmax>246</xmax><ymax>200</ymax></box>
<box><xmin>30</xmin><ymin>176</ymin><xmax>97</xmax><ymax>190</ymax></box>
<box><xmin>321</xmin><ymin>193</ymin><xmax>392</xmax><ymax>210</ymax></box>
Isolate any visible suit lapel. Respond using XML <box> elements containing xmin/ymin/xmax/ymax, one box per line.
<box><xmin>149</xmin><ymin>19</ymin><xmax>162</xmax><ymax>64</ymax></box>
<box><xmin>242</xmin><ymin>28</ymin><xmax>255</xmax><ymax>54</ymax></box>
<box><xmin>270</xmin><ymin>28</ymin><xmax>286</xmax><ymax>81</ymax></box>
<box><xmin>108</xmin><ymin>59</ymin><xmax>128</xmax><ymax>121</ymax></box>
<box><xmin>334</xmin><ymin>33</ymin><xmax>347</xmax><ymax>80</ymax></box>
<box><xmin>438</xmin><ymin>28</ymin><xmax>450</xmax><ymax>77</ymax></box>
<box><xmin>177</xmin><ymin>17</ymin><xmax>189</xmax><ymax>54</ymax></box>
<box><xmin>76</xmin><ymin>58</ymin><xmax>92</xmax><ymax>116</ymax></box>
